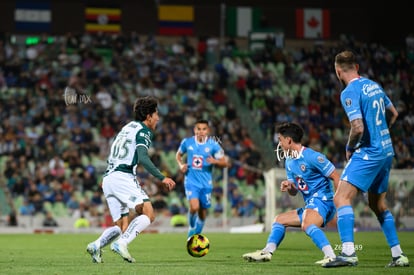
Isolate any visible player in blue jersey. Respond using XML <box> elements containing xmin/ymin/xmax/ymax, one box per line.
<box><xmin>243</xmin><ymin>122</ymin><xmax>339</xmax><ymax>265</ymax></box>
<box><xmin>176</xmin><ymin>119</ymin><xmax>229</xmax><ymax>238</ymax></box>
<box><xmin>323</xmin><ymin>50</ymin><xmax>409</xmax><ymax>268</ymax></box>
<box><xmin>86</xmin><ymin>96</ymin><xmax>176</xmax><ymax>263</ymax></box>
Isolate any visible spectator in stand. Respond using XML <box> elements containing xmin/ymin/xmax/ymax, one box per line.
<box><xmin>100</xmin><ymin>118</ymin><xmax>115</xmax><ymax>141</ymax></box>
<box><xmin>152</xmin><ymin>193</ymin><xmax>169</xmax><ymax>216</ymax></box>
<box><xmin>7</xmin><ymin>209</ymin><xmax>18</xmax><ymax>226</ymax></box>
<box><xmin>74</xmin><ymin>212</ymin><xmax>90</xmax><ymax>229</ymax></box>
<box><xmin>49</xmin><ymin>155</ymin><xmax>66</xmax><ymax>178</ymax></box>
<box><xmin>43</xmin><ymin>211</ymin><xmax>59</xmax><ymax>227</ymax></box>
<box><xmin>19</xmin><ymin>198</ymin><xmax>36</xmax><ymax>216</ymax></box>
<box><xmin>230</xmin><ymin>188</ymin><xmax>244</xmax><ymax>217</ymax></box>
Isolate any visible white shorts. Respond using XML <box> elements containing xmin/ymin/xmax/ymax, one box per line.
<box><xmin>102</xmin><ymin>171</ymin><xmax>149</xmax><ymax>222</ymax></box>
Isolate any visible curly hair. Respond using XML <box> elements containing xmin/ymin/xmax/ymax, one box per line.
<box><xmin>133</xmin><ymin>96</ymin><xmax>158</xmax><ymax>121</ymax></box>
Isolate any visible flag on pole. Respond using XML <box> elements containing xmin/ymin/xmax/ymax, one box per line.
<box><xmin>226</xmin><ymin>6</ymin><xmax>261</xmax><ymax>38</ymax></box>
<box><xmin>85</xmin><ymin>7</ymin><xmax>121</xmax><ymax>33</ymax></box>
<box><xmin>15</xmin><ymin>1</ymin><xmax>51</xmax><ymax>32</ymax></box>
<box><xmin>296</xmin><ymin>8</ymin><xmax>330</xmax><ymax>39</ymax></box>
<box><xmin>158</xmin><ymin>5</ymin><xmax>194</xmax><ymax>36</ymax></box>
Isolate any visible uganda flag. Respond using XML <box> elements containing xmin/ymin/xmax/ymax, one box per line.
<box><xmin>85</xmin><ymin>7</ymin><xmax>121</xmax><ymax>33</ymax></box>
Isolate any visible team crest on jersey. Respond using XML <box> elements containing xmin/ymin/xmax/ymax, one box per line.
<box><xmin>205</xmin><ymin>147</ymin><xmax>210</xmax><ymax>153</ymax></box>
<box><xmin>300</xmin><ymin>164</ymin><xmax>306</xmax><ymax>171</ymax></box>
<box><xmin>192</xmin><ymin>156</ymin><xmax>203</xmax><ymax>169</ymax></box>
<box><xmin>317</xmin><ymin>156</ymin><xmax>325</xmax><ymax>163</ymax></box>
<box><xmin>345</xmin><ymin>98</ymin><xmax>352</xmax><ymax>107</ymax></box>
<box><xmin>296</xmin><ymin>177</ymin><xmax>308</xmax><ymax>191</ymax></box>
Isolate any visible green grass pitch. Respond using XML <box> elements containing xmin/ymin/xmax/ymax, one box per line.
<box><xmin>0</xmin><ymin>231</ymin><xmax>412</xmax><ymax>275</ymax></box>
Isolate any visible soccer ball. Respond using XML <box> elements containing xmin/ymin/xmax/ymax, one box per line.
<box><xmin>186</xmin><ymin>234</ymin><xmax>210</xmax><ymax>257</ymax></box>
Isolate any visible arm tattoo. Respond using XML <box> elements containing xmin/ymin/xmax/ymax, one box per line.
<box><xmin>348</xmin><ymin>118</ymin><xmax>364</xmax><ymax>148</ymax></box>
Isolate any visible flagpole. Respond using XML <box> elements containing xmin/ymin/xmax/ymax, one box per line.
<box><xmin>219</xmin><ymin>2</ymin><xmax>226</xmax><ymax>52</ymax></box>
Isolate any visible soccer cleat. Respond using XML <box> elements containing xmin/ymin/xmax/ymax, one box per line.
<box><xmin>315</xmin><ymin>256</ymin><xmax>335</xmax><ymax>265</ymax></box>
<box><xmin>110</xmin><ymin>241</ymin><xmax>136</xmax><ymax>263</ymax></box>
<box><xmin>322</xmin><ymin>252</ymin><xmax>358</xmax><ymax>268</ymax></box>
<box><xmin>86</xmin><ymin>243</ymin><xmax>103</xmax><ymax>263</ymax></box>
<box><xmin>385</xmin><ymin>253</ymin><xmax>409</xmax><ymax>267</ymax></box>
<box><xmin>242</xmin><ymin>250</ymin><xmax>272</xmax><ymax>262</ymax></box>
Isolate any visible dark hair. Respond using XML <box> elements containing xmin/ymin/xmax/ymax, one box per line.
<box><xmin>276</xmin><ymin>122</ymin><xmax>304</xmax><ymax>143</ymax></box>
<box><xmin>195</xmin><ymin>119</ymin><xmax>209</xmax><ymax>126</ymax></box>
<box><xmin>334</xmin><ymin>50</ymin><xmax>357</xmax><ymax>71</ymax></box>
<box><xmin>133</xmin><ymin>96</ymin><xmax>158</xmax><ymax>121</ymax></box>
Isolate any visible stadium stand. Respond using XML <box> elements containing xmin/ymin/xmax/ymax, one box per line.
<box><xmin>0</xmin><ymin>32</ymin><xmax>413</xmax><ymax>232</ymax></box>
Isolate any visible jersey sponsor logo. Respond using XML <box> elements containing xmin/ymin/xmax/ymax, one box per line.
<box><xmin>192</xmin><ymin>155</ymin><xmax>203</xmax><ymax>169</ymax></box>
<box><xmin>362</xmin><ymin>83</ymin><xmax>382</xmax><ymax>97</ymax></box>
<box><xmin>139</xmin><ymin>132</ymin><xmax>150</xmax><ymax>140</ymax></box>
<box><xmin>129</xmin><ymin>195</ymin><xmax>138</xmax><ymax>203</ymax></box>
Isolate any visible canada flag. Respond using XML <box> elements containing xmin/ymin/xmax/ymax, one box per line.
<box><xmin>296</xmin><ymin>8</ymin><xmax>330</xmax><ymax>39</ymax></box>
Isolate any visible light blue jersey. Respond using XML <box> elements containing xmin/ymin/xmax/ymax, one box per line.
<box><xmin>340</xmin><ymin>77</ymin><xmax>395</xmax><ymax>192</ymax></box>
<box><xmin>285</xmin><ymin>147</ymin><xmax>335</xmax><ymax>204</ymax></box>
<box><xmin>178</xmin><ymin>136</ymin><xmax>224</xmax><ymax>190</ymax></box>
<box><xmin>178</xmin><ymin>136</ymin><xmax>224</xmax><ymax>237</ymax></box>
<box><xmin>340</xmin><ymin>77</ymin><xmax>395</xmax><ymax>159</ymax></box>
<box><xmin>334</xmin><ymin>71</ymin><xmax>403</xmax><ymax>255</ymax></box>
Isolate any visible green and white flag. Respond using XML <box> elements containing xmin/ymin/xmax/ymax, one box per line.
<box><xmin>226</xmin><ymin>6</ymin><xmax>261</xmax><ymax>38</ymax></box>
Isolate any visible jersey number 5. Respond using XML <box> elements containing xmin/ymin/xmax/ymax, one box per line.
<box><xmin>111</xmin><ymin>137</ymin><xmax>132</xmax><ymax>159</ymax></box>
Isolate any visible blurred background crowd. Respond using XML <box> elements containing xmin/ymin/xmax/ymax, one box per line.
<box><xmin>0</xmin><ymin>32</ymin><xmax>413</xmax><ymax>229</ymax></box>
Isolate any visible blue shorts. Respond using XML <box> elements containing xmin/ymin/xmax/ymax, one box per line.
<box><xmin>341</xmin><ymin>155</ymin><xmax>392</xmax><ymax>193</ymax></box>
<box><xmin>184</xmin><ymin>183</ymin><xmax>213</xmax><ymax>209</ymax></box>
<box><xmin>297</xmin><ymin>197</ymin><xmax>336</xmax><ymax>227</ymax></box>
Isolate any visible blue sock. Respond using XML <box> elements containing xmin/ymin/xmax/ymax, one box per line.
<box><xmin>267</xmin><ymin>222</ymin><xmax>285</xmax><ymax>247</ymax></box>
<box><xmin>337</xmin><ymin>205</ymin><xmax>354</xmax><ymax>243</ymax></box>
<box><xmin>195</xmin><ymin>218</ymin><xmax>205</xmax><ymax>234</ymax></box>
<box><xmin>305</xmin><ymin>224</ymin><xmax>329</xmax><ymax>250</ymax></box>
<box><xmin>378</xmin><ymin>210</ymin><xmax>400</xmax><ymax>247</ymax></box>
<box><xmin>188</xmin><ymin>212</ymin><xmax>197</xmax><ymax>228</ymax></box>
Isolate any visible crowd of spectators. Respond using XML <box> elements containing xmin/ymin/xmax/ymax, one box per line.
<box><xmin>0</xmin><ymin>31</ymin><xmax>413</xmax><ymax>228</ymax></box>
